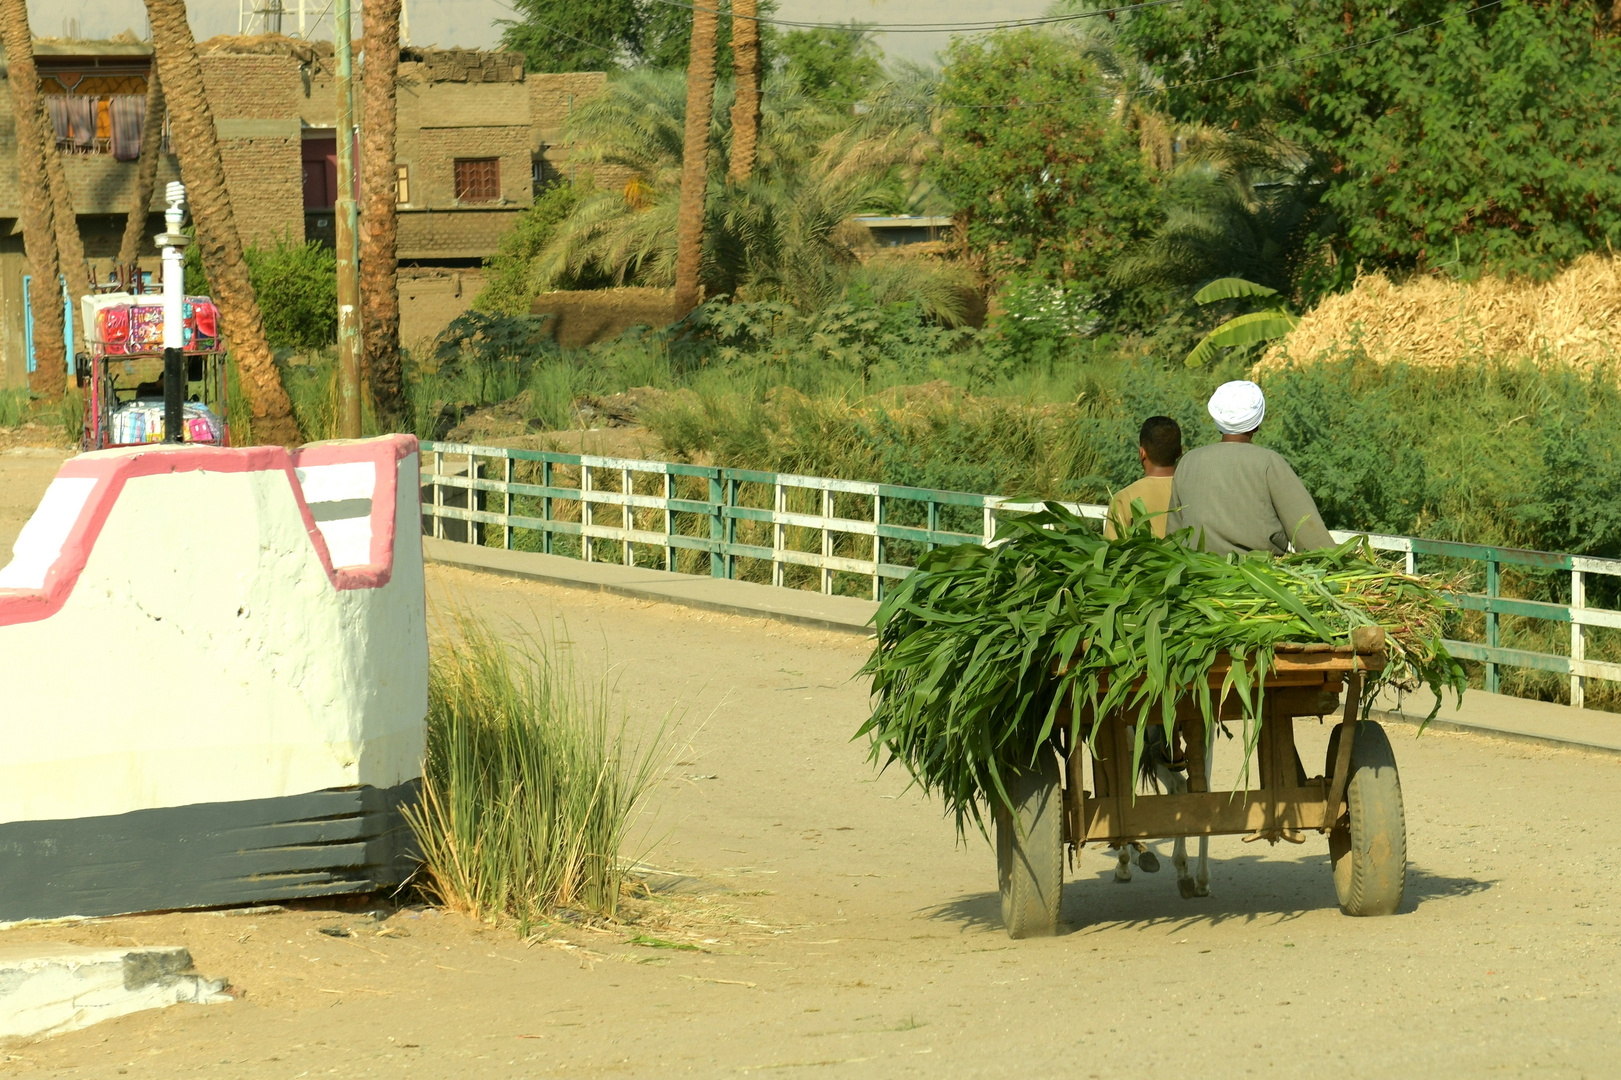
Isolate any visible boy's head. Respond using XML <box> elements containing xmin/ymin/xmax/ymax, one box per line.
<box><xmin>1139</xmin><ymin>416</ymin><xmax>1182</xmax><ymax>468</ymax></box>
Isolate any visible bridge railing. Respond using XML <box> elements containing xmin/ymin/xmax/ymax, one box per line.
<box><xmin>422</xmin><ymin>441</ymin><xmax>1621</xmax><ymax>709</ymax></box>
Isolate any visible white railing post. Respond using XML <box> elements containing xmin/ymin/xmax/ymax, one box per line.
<box><xmin>469</xmin><ymin>455</ymin><xmax>480</xmax><ymax>546</ymax></box>
<box><xmin>622</xmin><ymin>466</ymin><xmax>634</xmax><ymax>566</ymax></box>
<box><xmin>581</xmin><ymin>464</ymin><xmax>594</xmax><ymax>563</ymax></box>
<box><xmin>983</xmin><ymin>504</ymin><xmax>995</xmax><ymax>545</ymax></box>
<box><xmin>664</xmin><ymin>472</ymin><xmax>675</xmax><ymax>571</ymax></box>
<box><xmin>503</xmin><ymin>454</ymin><xmax>513</xmax><ymax>550</ymax></box>
<box><xmin>1572</xmin><ymin>569</ymin><xmax>1586</xmax><ymax>709</ymax></box>
<box><xmin>432</xmin><ymin>449</ymin><xmax>444</xmax><ymax>540</ymax></box>
<box><xmin>773</xmin><ymin>481</ymin><xmax>786</xmax><ymax>588</ymax></box>
<box><xmin>821</xmin><ymin>486</ymin><xmax>834</xmax><ymax>595</ymax></box>
<box><xmin>872</xmin><ymin>493</ymin><xmax>882</xmax><ymax>600</ymax></box>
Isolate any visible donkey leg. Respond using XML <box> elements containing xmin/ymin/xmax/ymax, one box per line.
<box><xmin>1192</xmin><ymin>835</ymin><xmax>1211</xmax><ymax>897</ymax></box>
<box><xmin>1113</xmin><ymin>845</ymin><xmax>1134</xmax><ymax>883</ymax></box>
<box><xmin>1173</xmin><ymin>836</ymin><xmax>1197</xmax><ymax>898</ymax></box>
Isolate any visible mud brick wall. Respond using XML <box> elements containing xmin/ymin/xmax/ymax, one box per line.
<box><xmin>526</xmin><ymin>72</ymin><xmax>629</xmax><ymax>193</ymax></box>
<box><xmin>397</xmin><ymin>208</ymin><xmax>521</xmax><ymax>261</ymax></box>
<box><xmin>199</xmin><ymin>53</ymin><xmax>305</xmax><ymax>247</ymax></box>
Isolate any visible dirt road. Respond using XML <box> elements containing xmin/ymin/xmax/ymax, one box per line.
<box><xmin>0</xmin><ymin>448</ymin><xmax>71</xmax><ymax>557</ymax></box>
<box><xmin>4</xmin><ymin>459</ymin><xmax>1621</xmax><ymax>1077</ymax></box>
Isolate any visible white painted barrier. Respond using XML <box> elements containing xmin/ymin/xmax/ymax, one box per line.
<box><xmin>0</xmin><ymin>435</ymin><xmax>428</xmax><ymax>920</ymax></box>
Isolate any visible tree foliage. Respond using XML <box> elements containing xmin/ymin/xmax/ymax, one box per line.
<box><xmin>1122</xmin><ymin>0</ymin><xmax>1621</xmax><ymax>277</ymax></box>
<box><xmin>775</xmin><ymin>22</ymin><xmax>882</xmax><ymax>101</ymax></box>
<box><xmin>934</xmin><ymin>29</ymin><xmax>1161</xmax><ymax>286</ymax></box>
<box><xmin>516</xmin><ymin>68</ymin><xmax>958</xmax><ymax>318</ymax></box>
<box><xmin>500</xmin><ymin>0</ymin><xmax>776</xmax><ymax>74</ymax></box>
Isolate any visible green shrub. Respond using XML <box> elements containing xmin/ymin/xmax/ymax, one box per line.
<box><xmin>184</xmin><ymin>233</ymin><xmax>338</xmax><ymax>348</ymax></box>
<box><xmin>247</xmin><ymin>239</ymin><xmax>338</xmax><ymax>348</ymax></box>
<box><xmin>475</xmin><ymin>181</ymin><xmax>585</xmax><ymax>316</ymax></box>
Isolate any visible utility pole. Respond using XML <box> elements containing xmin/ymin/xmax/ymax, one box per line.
<box><xmin>335</xmin><ymin>0</ymin><xmax>361</xmax><ymax>438</ymax></box>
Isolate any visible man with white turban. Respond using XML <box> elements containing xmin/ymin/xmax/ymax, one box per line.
<box><xmin>1163</xmin><ymin>380</ymin><xmax>1334</xmax><ymax>556</ymax></box>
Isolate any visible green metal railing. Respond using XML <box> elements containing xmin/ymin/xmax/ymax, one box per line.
<box><xmin>422</xmin><ymin>441</ymin><xmax>1621</xmax><ymax>709</ymax></box>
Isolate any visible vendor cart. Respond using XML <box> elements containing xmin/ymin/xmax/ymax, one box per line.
<box><xmin>996</xmin><ymin>632</ymin><xmax>1402</xmax><ymax>938</ymax></box>
<box><xmin>79</xmin><ymin>293</ymin><xmax>230</xmax><ymax>451</ymax></box>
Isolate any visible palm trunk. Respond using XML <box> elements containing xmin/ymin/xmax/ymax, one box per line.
<box><xmin>118</xmin><ymin>64</ymin><xmax>165</xmax><ymax>271</ymax></box>
<box><xmin>44</xmin><ymin>127</ymin><xmax>92</xmax><ymax>352</ymax></box>
<box><xmin>1</xmin><ymin>0</ymin><xmax>65</xmax><ymax>397</ymax></box>
<box><xmin>360</xmin><ymin>0</ymin><xmax>402</xmax><ymax>421</ymax></box>
<box><xmin>672</xmin><ymin>1</ymin><xmax>718</xmax><ymax>316</ymax></box>
<box><xmin>727</xmin><ymin>0</ymin><xmax>762</xmax><ymax>184</ymax></box>
<box><xmin>144</xmin><ymin>0</ymin><xmax>298</xmax><ymax>446</ymax></box>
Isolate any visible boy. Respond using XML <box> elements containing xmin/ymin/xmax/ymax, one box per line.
<box><xmin>1103</xmin><ymin>415</ymin><xmax>1181</xmax><ymax>540</ymax></box>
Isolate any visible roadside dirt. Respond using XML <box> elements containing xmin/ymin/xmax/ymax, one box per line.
<box><xmin>4</xmin><ymin>464</ymin><xmax>1621</xmax><ymax>1077</ymax></box>
<box><xmin>0</xmin><ymin>447</ymin><xmax>73</xmax><ymax>556</ymax></box>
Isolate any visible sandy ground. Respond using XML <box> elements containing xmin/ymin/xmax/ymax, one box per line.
<box><xmin>4</xmin><ymin>462</ymin><xmax>1621</xmax><ymax>1077</ymax></box>
<box><xmin>0</xmin><ymin>448</ymin><xmax>73</xmax><ymax>557</ymax></box>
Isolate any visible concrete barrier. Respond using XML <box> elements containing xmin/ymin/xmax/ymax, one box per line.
<box><xmin>0</xmin><ymin>436</ymin><xmax>428</xmax><ymax>921</ymax></box>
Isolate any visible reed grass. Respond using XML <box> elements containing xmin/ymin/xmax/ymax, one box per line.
<box><xmin>0</xmin><ymin>387</ymin><xmax>29</xmax><ymax>428</ymax></box>
<box><xmin>406</xmin><ymin>611</ymin><xmax>667</xmax><ymax>933</ymax></box>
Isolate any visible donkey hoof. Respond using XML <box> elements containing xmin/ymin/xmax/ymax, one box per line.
<box><xmin>1192</xmin><ymin>882</ymin><xmax>1210</xmax><ymax>898</ymax></box>
<box><xmin>1137</xmin><ymin>850</ymin><xmax>1160</xmax><ymax>873</ymax></box>
<box><xmin>1113</xmin><ymin>870</ymin><xmax>1133</xmax><ymax>884</ymax></box>
<box><xmin>1177</xmin><ymin>877</ymin><xmax>1198</xmax><ymax>899</ymax></box>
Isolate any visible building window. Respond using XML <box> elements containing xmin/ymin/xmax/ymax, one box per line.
<box><xmin>396</xmin><ymin>164</ymin><xmax>411</xmax><ymax>206</ymax></box>
<box><xmin>453</xmin><ymin>158</ymin><xmax>500</xmax><ymax>203</ymax></box>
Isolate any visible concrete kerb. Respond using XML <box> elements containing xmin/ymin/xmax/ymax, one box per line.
<box><xmin>0</xmin><ymin>944</ymin><xmax>229</xmax><ymax>1044</ymax></box>
<box><xmin>422</xmin><ymin>538</ymin><xmax>879</xmax><ymax>637</ymax></box>
<box><xmin>1373</xmin><ymin>709</ymin><xmax>1621</xmax><ymax>758</ymax></box>
<box><xmin>423</xmin><ymin>538</ymin><xmax>1621</xmax><ymax>756</ymax></box>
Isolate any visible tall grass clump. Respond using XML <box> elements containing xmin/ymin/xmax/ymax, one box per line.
<box><xmin>406</xmin><ymin>613</ymin><xmax>665</xmax><ymax>931</ymax></box>
<box><xmin>0</xmin><ymin>387</ymin><xmax>29</xmax><ymax>427</ymax></box>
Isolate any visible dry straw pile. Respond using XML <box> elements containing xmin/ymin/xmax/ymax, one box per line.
<box><xmin>1262</xmin><ymin>254</ymin><xmax>1621</xmax><ymax>370</ymax></box>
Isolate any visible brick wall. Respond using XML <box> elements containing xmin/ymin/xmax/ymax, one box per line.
<box><xmin>526</xmin><ymin>72</ymin><xmax>626</xmax><ymax>193</ymax></box>
<box><xmin>397</xmin><ymin>209</ymin><xmax>521</xmax><ymax>261</ymax></box>
<box><xmin>63</xmin><ymin>155</ymin><xmax>183</xmax><ymax>217</ymax></box>
<box><xmin>199</xmin><ymin>54</ymin><xmax>305</xmax><ymax>248</ymax></box>
<box><xmin>528</xmin><ymin>72</ymin><xmax>609</xmax><ymax>148</ymax></box>
<box><xmin>398</xmin><ymin>266</ymin><xmax>486</xmax><ymax>347</ymax></box>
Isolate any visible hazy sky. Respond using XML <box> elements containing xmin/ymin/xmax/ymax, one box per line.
<box><xmin>32</xmin><ymin>0</ymin><xmax>1053</xmax><ymax>65</ymax></box>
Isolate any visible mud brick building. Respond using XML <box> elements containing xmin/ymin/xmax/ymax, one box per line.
<box><xmin>0</xmin><ymin>35</ymin><xmax>613</xmax><ymax>387</ymax></box>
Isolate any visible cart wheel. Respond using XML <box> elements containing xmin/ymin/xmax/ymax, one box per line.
<box><xmin>994</xmin><ymin>753</ymin><xmax>1063</xmax><ymax>939</ymax></box>
<box><xmin>1324</xmin><ymin>720</ymin><xmax>1406</xmax><ymax>917</ymax></box>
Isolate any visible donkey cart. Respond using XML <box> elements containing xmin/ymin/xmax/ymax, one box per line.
<box><xmin>995</xmin><ymin>635</ymin><xmax>1404</xmax><ymax>938</ymax></box>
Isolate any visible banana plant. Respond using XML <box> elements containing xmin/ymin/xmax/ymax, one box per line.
<box><xmin>1184</xmin><ymin>277</ymin><xmax>1299</xmax><ymax>367</ymax></box>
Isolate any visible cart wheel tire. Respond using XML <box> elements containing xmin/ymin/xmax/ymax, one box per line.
<box><xmin>994</xmin><ymin>754</ymin><xmax>1063</xmax><ymax>939</ymax></box>
<box><xmin>1325</xmin><ymin>720</ymin><xmax>1406</xmax><ymax>917</ymax></box>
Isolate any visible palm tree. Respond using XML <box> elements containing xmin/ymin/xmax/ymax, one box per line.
<box><xmin>727</xmin><ymin>0</ymin><xmax>762</xmax><ymax>184</ymax></box>
<box><xmin>0</xmin><ymin>0</ymin><xmax>66</xmax><ymax>396</ymax></box>
<box><xmin>117</xmin><ymin>63</ymin><xmax>165</xmax><ymax>271</ymax></box>
<box><xmin>672</xmin><ymin>0</ymin><xmax>718</xmax><ymax>316</ymax></box>
<box><xmin>528</xmin><ymin>70</ymin><xmax>959</xmax><ymax>319</ymax></box>
<box><xmin>44</xmin><ymin>124</ymin><xmax>92</xmax><ymax>348</ymax></box>
<box><xmin>360</xmin><ymin>0</ymin><xmax>403</xmax><ymax>421</ymax></box>
<box><xmin>144</xmin><ymin>0</ymin><xmax>298</xmax><ymax>446</ymax></box>
<box><xmin>1109</xmin><ymin>128</ymin><xmax>1334</xmax><ymax>300</ymax></box>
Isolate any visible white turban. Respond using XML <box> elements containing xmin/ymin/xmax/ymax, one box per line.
<box><xmin>1207</xmin><ymin>380</ymin><xmax>1266</xmax><ymax>435</ymax></box>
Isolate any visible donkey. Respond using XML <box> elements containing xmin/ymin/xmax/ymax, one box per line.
<box><xmin>1110</xmin><ymin>723</ymin><xmax>1212</xmax><ymax>898</ymax></box>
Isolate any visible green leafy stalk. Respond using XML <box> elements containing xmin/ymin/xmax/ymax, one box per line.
<box><xmin>857</xmin><ymin>505</ymin><xmax>1466</xmax><ymax>836</ymax></box>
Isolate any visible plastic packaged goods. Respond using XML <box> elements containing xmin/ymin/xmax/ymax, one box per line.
<box><xmin>108</xmin><ymin>400</ymin><xmax>224</xmax><ymax>445</ymax></box>
<box><xmin>86</xmin><ymin>295</ymin><xmax>225</xmax><ymax>356</ymax></box>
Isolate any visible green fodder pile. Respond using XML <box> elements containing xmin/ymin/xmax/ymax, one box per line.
<box><xmin>1262</xmin><ymin>254</ymin><xmax>1621</xmax><ymax>371</ymax></box>
<box><xmin>406</xmin><ymin>612</ymin><xmax>666</xmax><ymax>933</ymax></box>
<box><xmin>860</xmin><ymin>508</ymin><xmax>1465</xmax><ymax>832</ymax></box>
